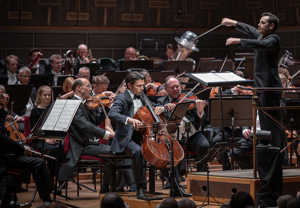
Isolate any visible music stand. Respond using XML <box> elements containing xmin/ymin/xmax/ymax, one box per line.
<box><xmin>0</xmin><ymin>75</ymin><xmax>8</xmax><ymax>85</ymax></box>
<box><xmin>162</xmin><ymin>61</ymin><xmax>194</xmax><ymax>74</ymax></box>
<box><xmin>6</xmin><ymin>85</ymin><xmax>32</xmax><ymax>115</ymax></box>
<box><xmin>119</xmin><ymin>60</ymin><xmax>153</xmax><ymax>71</ymax></box>
<box><xmin>209</xmin><ymin>96</ymin><xmax>253</xmax><ymax>127</ymax></box>
<box><xmin>167</xmin><ymin>101</ymin><xmax>194</xmax><ymax>197</ymax></box>
<box><xmin>283</xmin><ymin>98</ymin><xmax>300</xmax><ymax>165</ymax></box>
<box><xmin>30</xmin><ymin>74</ymin><xmax>54</xmax><ymax>88</ymax></box>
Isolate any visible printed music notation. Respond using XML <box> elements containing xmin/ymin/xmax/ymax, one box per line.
<box><xmin>41</xmin><ymin>99</ymin><xmax>81</xmax><ymax>132</ymax></box>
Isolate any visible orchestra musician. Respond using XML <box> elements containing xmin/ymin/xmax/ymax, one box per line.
<box><xmin>222</xmin><ymin>12</ymin><xmax>283</xmax><ymax>207</ymax></box>
<box><xmin>124</xmin><ymin>47</ymin><xmax>138</xmax><ymax>61</ymax></box>
<box><xmin>0</xmin><ymin>86</ymin><xmax>53</xmax><ymax>208</ymax></box>
<box><xmin>58</xmin><ymin>78</ymin><xmax>113</xmax><ymax>182</ymax></box>
<box><xmin>74</xmin><ymin>44</ymin><xmax>91</xmax><ymax>74</ymax></box>
<box><xmin>46</xmin><ymin>54</ymin><xmax>63</xmax><ymax>86</ymax></box>
<box><xmin>1</xmin><ymin>55</ymin><xmax>18</xmax><ymax>85</ymax></box>
<box><xmin>156</xmin><ymin>76</ymin><xmax>208</xmax><ymax>188</ymax></box>
<box><xmin>77</xmin><ymin>66</ymin><xmax>91</xmax><ymax>81</ymax></box>
<box><xmin>108</xmin><ymin>71</ymin><xmax>164</xmax><ymax>199</ymax></box>
<box><xmin>165</xmin><ymin>43</ymin><xmax>176</xmax><ymax>61</ymax></box>
<box><xmin>28</xmin><ymin>49</ymin><xmax>47</xmax><ymax>75</ymax></box>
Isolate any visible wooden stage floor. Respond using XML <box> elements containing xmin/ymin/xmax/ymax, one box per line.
<box><xmin>17</xmin><ymin>168</ymin><xmax>300</xmax><ymax>208</ymax></box>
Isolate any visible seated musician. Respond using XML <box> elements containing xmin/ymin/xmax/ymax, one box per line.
<box><xmin>92</xmin><ymin>74</ymin><xmax>115</xmax><ymax>102</ymax></box>
<box><xmin>74</xmin><ymin>44</ymin><xmax>91</xmax><ymax>74</ymax></box>
<box><xmin>1</xmin><ymin>55</ymin><xmax>19</xmax><ymax>85</ymax></box>
<box><xmin>58</xmin><ymin>78</ymin><xmax>112</xmax><ymax>182</ymax></box>
<box><xmin>77</xmin><ymin>66</ymin><xmax>91</xmax><ymax>81</ymax></box>
<box><xmin>156</xmin><ymin>76</ymin><xmax>208</xmax><ymax>180</ymax></box>
<box><xmin>0</xmin><ymin>87</ymin><xmax>53</xmax><ymax>208</ymax></box>
<box><xmin>108</xmin><ymin>71</ymin><xmax>164</xmax><ymax>199</ymax></box>
<box><xmin>28</xmin><ymin>49</ymin><xmax>48</xmax><ymax>75</ymax></box>
<box><xmin>45</xmin><ymin>54</ymin><xmax>63</xmax><ymax>86</ymax></box>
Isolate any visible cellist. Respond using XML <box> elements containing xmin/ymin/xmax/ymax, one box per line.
<box><xmin>108</xmin><ymin>71</ymin><xmax>164</xmax><ymax>200</ymax></box>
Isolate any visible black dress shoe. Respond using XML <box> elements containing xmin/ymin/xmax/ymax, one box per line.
<box><xmin>136</xmin><ymin>186</ymin><xmax>146</xmax><ymax>199</ymax></box>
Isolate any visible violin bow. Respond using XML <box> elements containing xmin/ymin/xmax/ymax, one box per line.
<box><xmin>178</xmin><ymin>83</ymin><xmax>201</xmax><ymax>103</ymax></box>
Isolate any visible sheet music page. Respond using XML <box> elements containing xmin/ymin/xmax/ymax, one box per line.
<box><xmin>41</xmin><ymin>99</ymin><xmax>81</xmax><ymax>132</ymax></box>
<box><xmin>192</xmin><ymin>73</ymin><xmax>226</xmax><ymax>83</ymax></box>
<box><xmin>217</xmin><ymin>72</ymin><xmax>245</xmax><ymax>82</ymax></box>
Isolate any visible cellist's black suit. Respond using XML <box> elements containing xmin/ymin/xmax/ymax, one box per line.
<box><xmin>108</xmin><ymin>90</ymin><xmax>146</xmax><ymax>187</ymax></box>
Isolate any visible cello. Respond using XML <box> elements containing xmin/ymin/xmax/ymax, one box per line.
<box><xmin>134</xmin><ymin>94</ymin><xmax>184</xmax><ymax>169</ymax></box>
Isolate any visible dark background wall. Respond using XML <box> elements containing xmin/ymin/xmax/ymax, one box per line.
<box><xmin>1</xmin><ymin>0</ymin><xmax>300</xmax><ymax>62</ymax></box>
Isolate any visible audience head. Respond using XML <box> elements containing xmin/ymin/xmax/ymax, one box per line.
<box><xmin>6</xmin><ymin>55</ymin><xmax>18</xmax><ymax>73</ymax></box>
<box><xmin>18</xmin><ymin>66</ymin><xmax>31</xmax><ymax>85</ymax></box>
<box><xmin>101</xmin><ymin>192</ymin><xmax>128</xmax><ymax>208</ymax></box>
<box><xmin>77</xmin><ymin>66</ymin><xmax>90</xmax><ymax>80</ymax></box>
<box><xmin>124</xmin><ymin>47</ymin><xmax>137</xmax><ymax>61</ymax></box>
<box><xmin>157</xmin><ymin>198</ymin><xmax>178</xmax><ymax>208</ymax></box>
<box><xmin>229</xmin><ymin>191</ymin><xmax>254</xmax><ymax>208</ymax></box>
<box><xmin>277</xmin><ymin>194</ymin><xmax>294</xmax><ymax>208</ymax></box>
<box><xmin>35</xmin><ymin>85</ymin><xmax>52</xmax><ymax>108</ymax></box>
<box><xmin>177</xmin><ymin>198</ymin><xmax>196</xmax><ymax>208</ymax></box>
<box><xmin>287</xmin><ymin>197</ymin><xmax>300</xmax><ymax>208</ymax></box>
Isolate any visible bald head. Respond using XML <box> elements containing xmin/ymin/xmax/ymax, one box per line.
<box><xmin>165</xmin><ymin>77</ymin><xmax>181</xmax><ymax>98</ymax></box>
<box><xmin>124</xmin><ymin>47</ymin><xmax>137</xmax><ymax>61</ymax></box>
<box><xmin>72</xmin><ymin>78</ymin><xmax>92</xmax><ymax>99</ymax></box>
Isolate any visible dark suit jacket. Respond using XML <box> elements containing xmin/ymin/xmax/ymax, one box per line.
<box><xmin>236</xmin><ymin>22</ymin><xmax>282</xmax><ymax>90</ymax></box>
<box><xmin>108</xmin><ymin>90</ymin><xmax>136</xmax><ymax>153</ymax></box>
<box><xmin>58</xmin><ymin>96</ymin><xmax>106</xmax><ymax>180</ymax></box>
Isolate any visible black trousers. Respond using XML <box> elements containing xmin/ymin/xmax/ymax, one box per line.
<box><xmin>6</xmin><ymin>155</ymin><xmax>52</xmax><ymax>202</ymax></box>
<box><xmin>126</xmin><ymin>141</ymin><xmax>146</xmax><ymax>187</ymax></box>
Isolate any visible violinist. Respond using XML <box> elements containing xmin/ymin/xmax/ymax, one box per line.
<box><xmin>77</xmin><ymin>66</ymin><xmax>91</xmax><ymax>81</ymax></box>
<box><xmin>0</xmin><ymin>85</ymin><xmax>53</xmax><ymax>208</ymax></box>
<box><xmin>108</xmin><ymin>71</ymin><xmax>164</xmax><ymax>199</ymax></box>
<box><xmin>58</xmin><ymin>78</ymin><xmax>112</xmax><ymax>182</ymax></box>
<box><xmin>156</xmin><ymin>77</ymin><xmax>209</xmax><ymax>187</ymax></box>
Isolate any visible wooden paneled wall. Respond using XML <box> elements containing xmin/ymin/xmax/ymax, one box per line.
<box><xmin>1</xmin><ymin>0</ymin><xmax>300</xmax><ymax>62</ymax></box>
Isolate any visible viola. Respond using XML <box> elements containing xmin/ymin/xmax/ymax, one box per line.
<box><xmin>5</xmin><ymin>119</ymin><xmax>27</xmax><ymax>143</ymax></box>
<box><xmin>85</xmin><ymin>93</ymin><xmax>112</xmax><ymax>110</ymax></box>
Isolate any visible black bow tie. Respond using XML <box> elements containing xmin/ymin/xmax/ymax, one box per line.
<box><xmin>133</xmin><ymin>95</ymin><xmax>141</xmax><ymax>100</ymax></box>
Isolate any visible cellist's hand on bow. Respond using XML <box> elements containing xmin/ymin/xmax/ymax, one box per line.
<box><xmin>128</xmin><ymin>118</ymin><xmax>143</xmax><ymax>129</ymax></box>
<box><xmin>164</xmin><ymin>103</ymin><xmax>176</xmax><ymax>112</ymax></box>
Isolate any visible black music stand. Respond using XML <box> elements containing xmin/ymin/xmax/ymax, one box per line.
<box><xmin>30</xmin><ymin>74</ymin><xmax>54</xmax><ymax>88</ymax></box>
<box><xmin>167</xmin><ymin>101</ymin><xmax>194</xmax><ymax>197</ymax></box>
<box><xmin>162</xmin><ymin>61</ymin><xmax>194</xmax><ymax>74</ymax></box>
<box><xmin>6</xmin><ymin>85</ymin><xmax>32</xmax><ymax>115</ymax></box>
<box><xmin>283</xmin><ymin>99</ymin><xmax>300</xmax><ymax>166</ymax></box>
<box><xmin>209</xmin><ymin>96</ymin><xmax>253</xmax><ymax>127</ymax></box>
<box><xmin>119</xmin><ymin>60</ymin><xmax>153</xmax><ymax>71</ymax></box>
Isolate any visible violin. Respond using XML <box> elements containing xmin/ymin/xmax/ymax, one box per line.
<box><xmin>146</xmin><ymin>82</ymin><xmax>162</xmax><ymax>96</ymax></box>
<box><xmin>173</xmin><ymin>94</ymin><xmax>197</xmax><ymax>110</ymax></box>
<box><xmin>5</xmin><ymin>119</ymin><xmax>27</xmax><ymax>143</ymax></box>
<box><xmin>85</xmin><ymin>93</ymin><xmax>112</xmax><ymax>110</ymax></box>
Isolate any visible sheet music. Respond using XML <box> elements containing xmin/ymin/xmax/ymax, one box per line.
<box><xmin>41</xmin><ymin>99</ymin><xmax>81</xmax><ymax>132</ymax></box>
<box><xmin>191</xmin><ymin>72</ymin><xmax>245</xmax><ymax>83</ymax></box>
<box><xmin>218</xmin><ymin>72</ymin><xmax>245</xmax><ymax>82</ymax></box>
